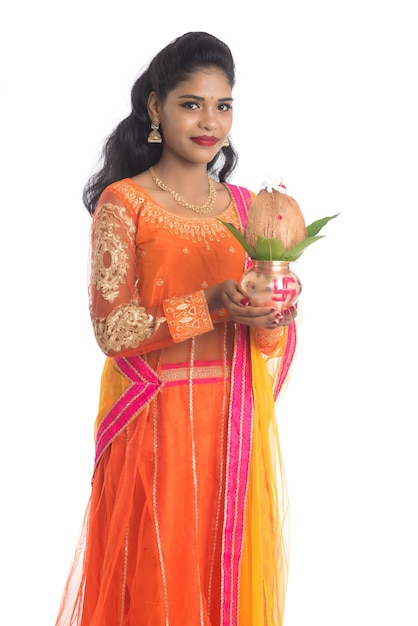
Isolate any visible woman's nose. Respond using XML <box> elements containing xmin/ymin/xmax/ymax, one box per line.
<box><xmin>198</xmin><ymin>109</ymin><xmax>217</xmax><ymax>130</ymax></box>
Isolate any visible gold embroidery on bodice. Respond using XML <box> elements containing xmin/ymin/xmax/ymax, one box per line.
<box><xmin>112</xmin><ymin>180</ymin><xmax>242</xmax><ymax>244</ymax></box>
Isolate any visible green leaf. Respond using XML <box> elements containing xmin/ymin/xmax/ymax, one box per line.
<box><xmin>217</xmin><ymin>220</ymin><xmax>256</xmax><ymax>257</ymax></box>
<box><xmin>219</xmin><ymin>212</ymin><xmax>340</xmax><ymax>262</ymax></box>
<box><xmin>254</xmin><ymin>236</ymin><xmax>286</xmax><ymax>260</ymax></box>
<box><xmin>281</xmin><ymin>236</ymin><xmax>325</xmax><ymax>261</ymax></box>
<box><xmin>306</xmin><ymin>213</ymin><xmax>340</xmax><ymax>237</ymax></box>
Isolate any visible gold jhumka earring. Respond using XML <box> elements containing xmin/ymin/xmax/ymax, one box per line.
<box><xmin>222</xmin><ymin>136</ymin><xmax>230</xmax><ymax>147</ymax></box>
<box><xmin>147</xmin><ymin>119</ymin><xmax>162</xmax><ymax>144</ymax></box>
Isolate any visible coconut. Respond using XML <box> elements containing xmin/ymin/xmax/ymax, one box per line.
<box><xmin>244</xmin><ymin>188</ymin><xmax>307</xmax><ymax>251</ymax></box>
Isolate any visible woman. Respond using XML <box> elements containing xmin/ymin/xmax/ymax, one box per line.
<box><xmin>56</xmin><ymin>31</ymin><xmax>297</xmax><ymax>626</ymax></box>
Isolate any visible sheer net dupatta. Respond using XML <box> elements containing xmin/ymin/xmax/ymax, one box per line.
<box><xmin>239</xmin><ymin>325</ymin><xmax>296</xmax><ymax>626</ymax></box>
<box><xmin>55</xmin><ymin>501</ymin><xmax>90</xmax><ymax>626</ymax></box>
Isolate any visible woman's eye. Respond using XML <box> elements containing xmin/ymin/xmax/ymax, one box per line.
<box><xmin>218</xmin><ymin>103</ymin><xmax>232</xmax><ymax>112</ymax></box>
<box><xmin>181</xmin><ymin>102</ymin><xmax>199</xmax><ymax>110</ymax></box>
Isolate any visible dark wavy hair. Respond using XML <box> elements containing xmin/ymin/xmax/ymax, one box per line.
<box><xmin>83</xmin><ymin>32</ymin><xmax>238</xmax><ymax>215</ymax></box>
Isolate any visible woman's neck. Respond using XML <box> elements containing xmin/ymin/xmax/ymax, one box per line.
<box><xmin>150</xmin><ymin>159</ymin><xmax>210</xmax><ymax>194</ymax></box>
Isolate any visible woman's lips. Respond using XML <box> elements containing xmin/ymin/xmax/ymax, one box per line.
<box><xmin>190</xmin><ymin>136</ymin><xmax>218</xmax><ymax>146</ymax></box>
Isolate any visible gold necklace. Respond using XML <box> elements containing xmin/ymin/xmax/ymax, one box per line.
<box><xmin>149</xmin><ymin>167</ymin><xmax>217</xmax><ymax>214</ymax></box>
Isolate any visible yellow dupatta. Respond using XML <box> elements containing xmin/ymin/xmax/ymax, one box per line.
<box><xmin>239</xmin><ymin>326</ymin><xmax>293</xmax><ymax>626</ymax></box>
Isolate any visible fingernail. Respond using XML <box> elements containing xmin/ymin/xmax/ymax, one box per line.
<box><xmin>276</xmin><ymin>313</ymin><xmax>284</xmax><ymax>320</ymax></box>
<box><xmin>240</xmin><ymin>298</ymin><xmax>250</xmax><ymax>306</ymax></box>
<box><xmin>283</xmin><ymin>308</ymin><xmax>290</xmax><ymax>316</ymax></box>
<box><xmin>270</xmin><ymin>308</ymin><xmax>276</xmax><ymax>313</ymax></box>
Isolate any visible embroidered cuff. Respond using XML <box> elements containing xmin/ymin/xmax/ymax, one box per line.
<box><xmin>252</xmin><ymin>326</ymin><xmax>285</xmax><ymax>355</ymax></box>
<box><xmin>163</xmin><ymin>290</ymin><xmax>214</xmax><ymax>343</ymax></box>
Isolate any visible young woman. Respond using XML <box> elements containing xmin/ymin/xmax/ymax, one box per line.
<box><xmin>55</xmin><ymin>31</ymin><xmax>297</xmax><ymax>626</ymax></box>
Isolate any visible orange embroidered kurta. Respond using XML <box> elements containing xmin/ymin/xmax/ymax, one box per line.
<box><xmin>55</xmin><ymin>180</ymin><xmax>294</xmax><ymax>626</ymax></box>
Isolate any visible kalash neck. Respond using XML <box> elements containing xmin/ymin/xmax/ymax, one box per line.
<box><xmin>149</xmin><ymin>167</ymin><xmax>217</xmax><ymax>215</ymax></box>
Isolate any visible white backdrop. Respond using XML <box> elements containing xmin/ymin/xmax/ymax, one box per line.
<box><xmin>1</xmin><ymin>1</ymin><xmax>417</xmax><ymax>624</ymax></box>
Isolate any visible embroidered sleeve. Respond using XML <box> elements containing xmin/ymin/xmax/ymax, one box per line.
<box><xmin>91</xmin><ymin>300</ymin><xmax>166</xmax><ymax>354</ymax></box>
<box><xmin>90</xmin><ymin>201</ymin><xmax>136</xmax><ymax>304</ymax></box>
<box><xmin>89</xmin><ymin>190</ymin><xmax>214</xmax><ymax>357</ymax></box>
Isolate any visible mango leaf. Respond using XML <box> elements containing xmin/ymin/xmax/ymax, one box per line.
<box><xmin>306</xmin><ymin>213</ymin><xmax>340</xmax><ymax>238</ymax></box>
<box><xmin>217</xmin><ymin>220</ymin><xmax>256</xmax><ymax>257</ymax></box>
<box><xmin>281</xmin><ymin>236</ymin><xmax>325</xmax><ymax>261</ymax></box>
<box><xmin>254</xmin><ymin>236</ymin><xmax>286</xmax><ymax>260</ymax></box>
<box><xmin>219</xmin><ymin>212</ymin><xmax>339</xmax><ymax>262</ymax></box>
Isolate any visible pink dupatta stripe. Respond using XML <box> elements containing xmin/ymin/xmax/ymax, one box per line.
<box><xmin>274</xmin><ymin>320</ymin><xmax>297</xmax><ymax>401</ymax></box>
<box><xmin>94</xmin><ymin>356</ymin><xmax>163</xmax><ymax>468</ymax></box>
<box><xmin>221</xmin><ymin>185</ymin><xmax>254</xmax><ymax>625</ymax></box>
<box><xmin>222</xmin><ymin>323</ymin><xmax>254</xmax><ymax>626</ymax></box>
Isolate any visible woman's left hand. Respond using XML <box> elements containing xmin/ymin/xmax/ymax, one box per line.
<box><xmin>211</xmin><ymin>279</ymin><xmax>297</xmax><ymax>329</ymax></box>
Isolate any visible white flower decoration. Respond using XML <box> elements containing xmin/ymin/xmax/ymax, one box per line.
<box><xmin>261</xmin><ymin>173</ymin><xmax>287</xmax><ymax>193</ymax></box>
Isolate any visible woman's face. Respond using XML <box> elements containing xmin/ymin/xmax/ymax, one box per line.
<box><xmin>148</xmin><ymin>67</ymin><xmax>233</xmax><ymax>165</ymax></box>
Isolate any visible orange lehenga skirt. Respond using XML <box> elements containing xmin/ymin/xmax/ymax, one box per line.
<box><xmin>86</xmin><ymin>360</ymin><xmax>230</xmax><ymax>625</ymax></box>
<box><xmin>55</xmin><ymin>321</ymin><xmax>296</xmax><ymax>626</ymax></box>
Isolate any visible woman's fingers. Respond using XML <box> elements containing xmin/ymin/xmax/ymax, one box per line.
<box><xmin>233</xmin><ymin>301</ymin><xmax>297</xmax><ymax>328</ymax></box>
<box><xmin>219</xmin><ymin>280</ymin><xmax>297</xmax><ymax>328</ymax></box>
